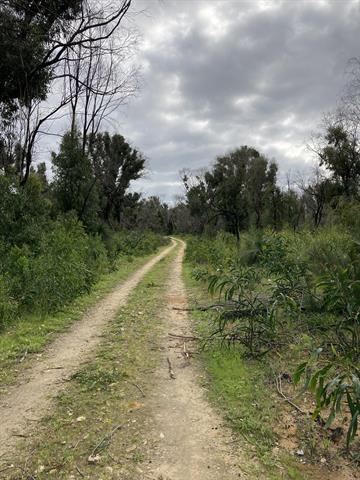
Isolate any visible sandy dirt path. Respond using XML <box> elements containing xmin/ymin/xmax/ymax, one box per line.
<box><xmin>144</xmin><ymin>240</ymin><xmax>244</xmax><ymax>480</ymax></box>
<box><xmin>0</xmin><ymin>241</ymin><xmax>176</xmax><ymax>458</ymax></box>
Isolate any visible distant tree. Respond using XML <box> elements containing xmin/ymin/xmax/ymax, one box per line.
<box><xmin>135</xmin><ymin>196</ymin><xmax>170</xmax><ymax>234</ymax></box>
<box><xmin>247</xmin><ymin>157</ymin><xmax>278</xmax><ymax>229</ymax></box>
<box><xmin>298</xmin><ymin>168</ymin><xmax>337</xmax><ymax>227</ymax></box>
<box><xmin>169</xmin><ymin>199</ymin><xmax>196</xmax><ymax>234</ymax></box>
<box><xmin>182</xmin><ymin>169</ymin><xmax>210</xmax><ymax>234</ymax></box>
<box><xmin>89</xmin><ymin>132</ymin><xmax>145</xmax><ymax>224</ymax></box>
<box><xmin>52</xmin><ymin>130</ymin><xmax>99</xmax><ymax>229</ymax></box>
<box><xmin>184</xmin><ymin>147</ymin><xmax>278</xmax><ymax>239</ymax></box>
<box><xmin>317</xmin><ymin>124</ymin><xmax>360</xmax><ymax>197</ymax></box>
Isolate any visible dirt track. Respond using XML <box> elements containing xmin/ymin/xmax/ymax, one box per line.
<box><xmin>145</xmin><ymin>240</ymin><xmax>244</xmax><ymax>479</ymax></box>
<box><xmin>0</xmin><ymin>240</ymin><xmax>176</xmax><ymax>458</ymax></box>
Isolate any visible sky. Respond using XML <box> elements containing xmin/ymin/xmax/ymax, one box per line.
<box><xmin>38</xmin><ymin>0</ymin><xmax>360</xmax><ymax>202</ymax></box>
<box><xmin>112</xmin><ymin>0</ymin><xmax>359</xmax><ymax>202</ymax></box>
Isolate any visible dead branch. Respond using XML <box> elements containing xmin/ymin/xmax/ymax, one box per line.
<box><xmin>168</xmin><ymin>333</ymin><xmax>201</xmax><ymax>341</ymax></box>
<box><xmin>166</xmin><ymin>357</ymin><xmax>176</xmax><ymax>380</ymax></box>
<box><xmin>172</xmin><ymin>303</ymin><xmax>232</xmax><ymax>312</ymax></box>
<box><xmin>275</xmin><ymin>375</ymin><xmax>306</xmax><ymax>415</ymax></box>
<box><xmin>76</xmin><ymin>465</ymin><xmax>85</xmax><ymax>477</ymax></box>
<box><xmin>183</xmin><ymin>342</ymin><xmax>190</xmax><ymax>360</ymax></box>
<box><xmin>91</xmin><ymin>424</ymin><xmax>122</xmax><ymax>456</ymax></box>
<box><xmin>128</xmin><ymin>381</ymin><xmax>145</xmax><ymax>398</ymax></box>
<box><xmin>19</xmin><ymin>348</ymin><xmax>28</xmax><ymax>363</ymax></box>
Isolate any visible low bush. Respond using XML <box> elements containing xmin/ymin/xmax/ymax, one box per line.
<box><xmin>0</xmin><ymin>216</ymin><xmax>167</xmax><ymax>327</ymax></box>
<box><xmin>0</xmin><ymin>277</ymin><xmax>18</xmax><ymax>330</ymax></box>
<box><xmin>105</xmin><ymin>230</ymin><xmax>169</xmax><ymax>268</ymax></box>
<box><xmin>186</xmin><ymin>226</ymin><xmax>360</xmax><ymax>448</ymax></box>
<box><xmin>1</xmin><ymin>217</ymin><xmax>109</xmax><ymax>315</ymax></box>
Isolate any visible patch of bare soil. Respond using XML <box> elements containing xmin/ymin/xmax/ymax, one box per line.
<box><xmin>0</xmin><ymin>241</ymin><xmax>176</xmax><ymax>459</ymax></box>
<box><xmin>274</xmin><ymin>378</ymin><xmax>359</xmax><ymax>479</ymax></box>
<box><xmin>142</xmin><ymin>240</ymin><xmax>246</xmax><ymax>480</ymax></box>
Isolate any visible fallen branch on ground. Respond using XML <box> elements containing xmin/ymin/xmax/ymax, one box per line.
<box><xmin>128</xmin><ymin>381</ymin><xmax>145</xmax><ymax>398</ymax></box>
<box><xmin>167</xmin><ymin>357</ymin><xmax>176</xmax><ymax>379</ymax></box>
<box><xmin>275</xmin><ymin>375</ymin><xmax>306</xmax><ymax>415</ymax></box>
<box><xmin>183</xmin><ymin>342</ymin><xmax>190</xmax><ymax>360</ymax></box>
<box><xmin>19</xmin><ymin>348</ymin><xmax>28</xmax><ymax>363</ymax></box>
<box><xmin>172</xmin><ymin>302</ymin><xmax>233</xmax><ymax>312</ymax></box>
<box><xmin>168</xmin><ymin>332</ymin><xmax>201</xmax><ymax>341</ymax></box>
<box><xmin>91</xmin><ymin>424</ymin><xmax>122</xmax><ymax>456</ymax></box>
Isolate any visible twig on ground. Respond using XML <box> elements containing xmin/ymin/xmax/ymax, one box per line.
<box><xmin>19</xmin><ymin>348</ymin><xmax>28</xmax><ymax>363</ymax></box>
<box><xmin>183</xmin><ymin>342</ymin><xmax>190</xmax><ymax>361</ymax></box>
<box><xmin>91</xmin><ymin>424</ymin><xmax>122</xmax><ymax>456</ymax></box>
<box><xmin>168</xmin><ymin>333</ymin><xmax>200</xmax><ymax>341</ymax></box>
<box><xmin>128</xmin><ymin>381</ymin><xmax>145</xmax><ymax>398</ymax></box>
<box><xmin>76</xmin><ymin>465</ymin><xmax>85</xmax><ymax>477</ymax></box>
<box><xmin>0</xmin><ymin>465</ymin><xmax>14</xmax><ymax>475</ymax></box>
<box><xmin>172</xmin><ymin>303</ymin><xmax>229</xmax><ymax>312</ymax></box>
<box><xmin>167</xmin><ymin>357</ymin><xmax>176</xmax><ymax>379</ymax></box>
<box><xmin>275</xmin><ymin>375</ymin><xmax>306</xmax><ymax>415</ymax></box>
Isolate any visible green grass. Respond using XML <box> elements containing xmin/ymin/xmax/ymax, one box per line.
<box><xmin>183</xmin><ymin>263</ymin><xmax>308</xmax><ymax>479</ymax></box>
<box><xmin>1</xmin><ymin>245</ymin><xmax>178</xmax><ymax>479</ymax></box>
<box><xmin>0</xmin><ymin>250</ymin><xmax>165</xmax><ymax>391</ymax></box>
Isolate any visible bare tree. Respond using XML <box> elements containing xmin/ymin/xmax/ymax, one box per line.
<box><xmin>297</xmin><ymin>167</ymin><xmax>331</xmax><ymax>227</ymax></box>
<box><xmin>15</xmin><ymin>0</ymin><xmax>137</xmax><ymax>185</ymax></box>
<box><xmin>64</xmin><ymin>24</ymin><xmax>139</xmax><ymax>152</ymax></box>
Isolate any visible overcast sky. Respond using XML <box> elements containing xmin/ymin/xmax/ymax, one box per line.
<box><xmin>112</xmin><ymin>0</ymin><xmax>359</xmax><ymax>202</ymax></box>
<box><xmin>37</xmin><ymin>0</ymin><xmax>359</xmax><ymax>202</ymax></box>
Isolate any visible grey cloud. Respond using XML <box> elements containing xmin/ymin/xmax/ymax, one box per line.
<box><xmin>118</xmin><ymin>0</ymin><xmax>360</xmax><ymax>201</ymax></box>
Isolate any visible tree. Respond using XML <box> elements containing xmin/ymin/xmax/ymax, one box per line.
<box><xmin>184</xmin><ymin>147</ymin><xmax>278</xmax><ymax>239</ymax></box>
<box><xmin>247</xmin><ymin>157</ymin><xmax>278</xmax><ymax>229</ymax></box>
<box><xmin>89</xmin><ymin>132</ymin><xmax>145</xmax><ymax>225</ymax></box>
<box><xmin>52</xmin><ymin>130</ymin><xmax>99</xmax><ymax>229</ymax></box>
<box><xmin>298</xmin><ymin>168</ymin><xmax>336</xmax><ymax>227</ymax></box>
<box><xmin>182</xmin><ymin>169</ymin><xmax>211</xmax><ymax>234</ymax></box>
<box><xmin>0</xmin><ymin>0</ymin><xmax>82</xmax><ymax>113</ymax></box>
<box><xmin>317</xmin><ymin>124</ymin><xmax>360</xmax><ymax>197</ymax></box>
<box><xmin>135</xmin><ymin>197</ymin><xmax>170</xmax><ymax>234</ymax></box>
<box><xmin>0</xmin><ymin>0</ymin><xmax>136</xmax><ymax>185</ymax></box>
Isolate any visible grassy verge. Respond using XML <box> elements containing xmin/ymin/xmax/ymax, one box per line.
<box><xmin>1</xmin><ymin>245</ymin><xmax>178</xmax><ymax>480</ymax></box>
<box><xmin>183</xmin><ymin>263</ymin><xmax>308</xmax><ymax>480</ymax></box>
<box><xmin>0</xmin><ymin>248</ymin><xmax>166</xmax><ymax>391</ymax></box>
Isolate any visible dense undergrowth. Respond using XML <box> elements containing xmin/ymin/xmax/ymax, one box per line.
<box><xmin>185</xmin><ymin>225</ymin><xmax>360</xmax><ymax>459</ymax></box>
<box><xmin>0</xmin><ymin>214</ymin><xmax>167</xmax><ymax>330</ymax></box>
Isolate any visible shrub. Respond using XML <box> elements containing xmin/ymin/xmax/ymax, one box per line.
<box><xmin>0</xmin><ymin>276</ymin><xmax>18</xmax><ymax>330</ymax></box>
<box><xmin>2</xmin><ymin>217</ymin><xmax>108</xmax><ymax>314</ymax></box>
<box><xmin>106</xmin><ymin>230</ymin><xmax>168</xmax><ymax>268</ymax></box>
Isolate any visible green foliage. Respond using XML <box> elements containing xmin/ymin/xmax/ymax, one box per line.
<box><xmin>52</xmin><ymin>131</ymin><xmax>100</xmax><ymax>231</ymax></box>
<box><xmin>105</xmin><ymin>230</ymin><xmax>169</xmax><ymax>268</ymax></box>
<box><xmin>0</xmin><ymin>276</ymin><xmax>18</xmax><ymax>330</ymax></box>
<box><xmin>185</xmin><ymin>231</ymin><xmax>237</xmax><ymax>268</ymax></box>
<box><xmin>0</xmin><ymin>0</ymin><xmax>81</xmax><ymax>111</ymax></box>
<box><xmin>295</xmin><ymin>349</ymin><xmax>360</xmax><ymax>450</ymax></box>
<box><xmin>89</xmin><ymin>132</ymin><xmax>145</xmax><ymax>224</ymax></box>
<box><xmin>1</xmin><ymin>217</ymin><xmax>108</xmax><ymax>315</ymax></box>
<box><xmin>187</xmin><ymin>227</ymin><xmax>360</xmax><ymax>447</ymax></box>
<box><xmin>0</xmin><ymin>173</ymin><xmax>51</xmax><ymax>246</ymax></box>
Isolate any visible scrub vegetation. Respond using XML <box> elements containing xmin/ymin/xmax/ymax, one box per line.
<box><xmin>1</xmin><ymin>1</ymin><xmax>360</xmax><ymax>478</ymax></box>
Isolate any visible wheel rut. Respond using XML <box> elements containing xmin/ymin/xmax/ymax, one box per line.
<box><xmin>144</xmin><ymin>240</ymin><xmax>245</xmax><ymax>480</ymax></box>
<box><xmin>0</xmin><ymin>241</ymin><xmax>176</xmax><ymax>459</ymax></box>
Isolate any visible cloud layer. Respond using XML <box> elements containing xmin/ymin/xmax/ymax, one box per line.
<box><xmin>118</xmin><ymin>0</ymin><xmax>360</xmax><ymax>201</ymax></box>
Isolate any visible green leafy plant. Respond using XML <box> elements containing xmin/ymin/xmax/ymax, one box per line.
<box><xmin>295</xmin><ymin>348</ymin><xmax>360</xmax><ymax>449</ymax></box>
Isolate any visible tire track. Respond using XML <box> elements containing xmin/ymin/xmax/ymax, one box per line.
<box><xmin>0</xmin><ymin>240</ymin><xmax>176</xmax><ymax>458</ymax></box>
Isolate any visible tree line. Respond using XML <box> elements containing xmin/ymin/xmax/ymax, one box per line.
<box><xmin>171</xmin><ymin>62</ymin><xmax>360</xmax><ymax>238</ymax></box>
